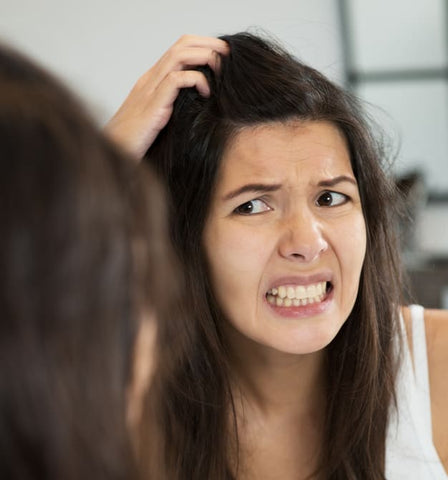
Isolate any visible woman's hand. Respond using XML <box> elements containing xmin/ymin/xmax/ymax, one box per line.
<box><xmin>105</xmin><ymin>35</ymin><xmax>229</xmax><ymax>160</ymax></box>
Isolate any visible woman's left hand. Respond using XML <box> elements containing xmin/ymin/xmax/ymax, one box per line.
<box><xmin>105</xmin><ymin>35</ymin><xmax>229</xmax><ymax>160</ymax></box>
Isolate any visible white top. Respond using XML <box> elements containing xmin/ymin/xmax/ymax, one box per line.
<box><xmin>385</xmin><ymin>305</ymin><xmax>447</xmax><ymax>479</ymax></box>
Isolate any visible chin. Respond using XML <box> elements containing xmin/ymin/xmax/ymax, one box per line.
<box><xmin>263</xmin><ymin>319</ymin><xmax>345</xmax><ymax>356</ymax></box>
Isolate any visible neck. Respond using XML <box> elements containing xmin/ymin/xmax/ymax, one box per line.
<box><xmin>225</xmin><ymin>324</ymin><xmax>327</xmax><ymax>479</ymax></box>
<box><xmin>225</xmin><ymin>323</ymin><xmax>327</xmax><ymax>419</ymax></box>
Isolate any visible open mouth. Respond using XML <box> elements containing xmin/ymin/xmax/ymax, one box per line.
<box><xmin>266</xmin><ymin>281</ymin><xmax>332</xmax><ymax>307</ymax></box>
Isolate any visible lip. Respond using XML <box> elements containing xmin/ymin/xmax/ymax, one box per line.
<box><xmin>264</xmin><ymin>287</ymin><xmax>334</xmax><ymax>318</ymax></box>
<box><xmin>264</xmin><ymin>271</ymin><xmax>334</xmax><ymax>319</ymax></box>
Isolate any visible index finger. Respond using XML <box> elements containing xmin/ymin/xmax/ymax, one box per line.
<box><xmin>174</xmin><ymin>34</ymin><xmax>230</xmax><ymax>56</ymax></box>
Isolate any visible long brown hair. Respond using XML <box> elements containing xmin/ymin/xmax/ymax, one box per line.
<box><xmin>146</xmin><ymin>32</ymin><xmax>404</xmax><ymax>479</ymax></box>
<box><xmin>0</xmin><ymin>44</ymin><xmax>177</xmax><ymax>480</ymax></box>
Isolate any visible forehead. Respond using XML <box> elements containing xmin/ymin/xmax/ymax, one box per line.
<box><xmin>217</xmin><ymin>121</ymin><xmax>353</xmax><ymax>188</ymax></box>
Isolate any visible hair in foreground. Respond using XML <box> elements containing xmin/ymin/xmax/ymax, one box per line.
<box><xmin>146</xmin><ymin>32</ymin><xmax>404</xmax><ymax>479</ymax></box>
<box><xmin>0</xmin><ymin>44</ymin><xmax>178</xmax><ymax>480</ymax></box>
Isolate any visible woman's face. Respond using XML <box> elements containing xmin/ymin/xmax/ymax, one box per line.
<box><xmin>203</xmin><ymin>121</ymin><xmax>366</xmax><ymax>355</ymax></box>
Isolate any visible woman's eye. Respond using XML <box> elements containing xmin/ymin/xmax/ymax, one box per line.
<box><xmin>234</xmin><ymin>199</ymin><xmax>271</xmax><ymax>215</ymax></box>
<box><xmin>316</xmin><ymin>191</ymin><xmax>348</xmax><ymax>207</ymax></box>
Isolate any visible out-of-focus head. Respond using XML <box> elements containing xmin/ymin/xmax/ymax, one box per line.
<box><xmin>0</xmin><ymin>44</ymin><xmax>177</xmax><ymax>480</ymax></box>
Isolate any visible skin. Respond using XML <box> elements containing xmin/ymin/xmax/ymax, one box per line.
<box><xmin>402</xmin><ymin>306</ymin><xmax>448</xmax><ymax>473</ymax></box>
<box><xmin>126</xmin><ymin>312</ymin><xmax>157</xmax><ymax>452</ymax></box>
<box><xmin>203</xmin><ymin>121</ymin><xmax>366</xmax><ymax>357</ymax></box>
<box><xmin>203</xmin><ymin>121</ymin><xmax>367</xmax><ymax>478</ymax></box>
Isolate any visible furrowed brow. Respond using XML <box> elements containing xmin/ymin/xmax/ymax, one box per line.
<box><xmin>317</xmin><ymin>175</ymin><xmax>357</xmax><ymax>188</ymax></box>
<box><xmin>222</xmin><ymin>183</ymin><xmax>282</xmax><ymax>201</ymax></box>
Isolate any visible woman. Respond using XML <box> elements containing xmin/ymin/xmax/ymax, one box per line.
<box><xmin>108</xmin><ymin>33</ymin><xmax>448</xmax><ymax>479</ymax></box>
<box><xmin>0</xmin><ymin>44</ymin><xmax>181</xmax><ymax>480</ymax></box>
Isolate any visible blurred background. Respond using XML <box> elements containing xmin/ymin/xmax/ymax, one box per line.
<box><xmin>1</xmin><ymin>0</ymin><xmax>447</xmax><ymax>307</ymax></box>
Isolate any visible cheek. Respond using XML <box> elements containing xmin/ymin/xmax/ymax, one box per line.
<box><xmin>337</xmin><ymin>215</ymin><xmax>367</xmax><ymax>293</ymax></box>
<box><xmin>206</xmin><ymin>224</ymin><xmax>268</xmax><ymax>280</ymax></box>
<box><xmin>355</xmin><ymin>217</ymin><xmax>367</xmax><ymax>266</ymax></box>
<box><xmin>329</xmin><ymin>212</ymin><xmax>365</xmax><ymax>268</ymax></box>
<box><xmin>203</xmin><ymin>223</ymin><xmax>272</xmax><ymax>319</ymax></box>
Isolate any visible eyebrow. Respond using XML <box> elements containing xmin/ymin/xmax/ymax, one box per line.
<box><xmin>222</xmin><ymin>176</ymin><xmax>358</xmax><ymax>202</ymax></box>
<box><xmin>317</xmin><ymin>175</ymin><xmax>358</xmax><ymax>187</ymax></box>
<box><xmin>222</xmin><ymin>183</ymin><xmax>282</xmax><ymax>201</ymax></box>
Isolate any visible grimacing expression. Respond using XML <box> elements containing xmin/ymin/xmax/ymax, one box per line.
<box><xmin>203</xmin><ymin>121</ymin><xmax>367</xmax><ymax>355</ymax></box>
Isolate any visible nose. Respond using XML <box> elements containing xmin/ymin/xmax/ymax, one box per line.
<box><xmin>278</xmin><ymin>210</ymin><xmax>328</xmax><ymax>263</ymax></box>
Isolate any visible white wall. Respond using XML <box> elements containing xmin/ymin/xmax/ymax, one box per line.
<box><xmin>0</xmin><ymin>0</ymin><xmax>343</xmax><ymax>123</ymax></box>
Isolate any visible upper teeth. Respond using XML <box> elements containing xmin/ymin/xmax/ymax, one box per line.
<box><xmin>268</xmin><ymin>281</ymin><xmax>327</xmax><ymax>300</ymax></box>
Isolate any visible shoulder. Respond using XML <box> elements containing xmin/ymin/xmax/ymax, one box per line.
<box><xmin>424</xmin><ymin>308</ymin><xmax>448</xmax><ymax>466</ymax></box>
<box><xmin>424</xmin><ymin>308</ymin><xmax>448</xmax><ymax>417</ymax></box>
<box><xmin>400</xmin><ymin>305</ymin><xmax>448</xmax><ymax>356</ymax></box>
<box><xmin>399</xmin><ymin>306</ymin><xmax>448</xmax><ymax>465</ymax></box>
<box><xmin>424</xmin><ymin>307</ymin><xmax>448</xmax><ymax>333</ymax></box>
<box><xmin>399</xmin><ymin>305</ymin><xmax>448</xmax><ymax>409</ymax></box>
<box><xmin>424</xmin><ymin>308</ymin><xmax>448</xmax><ymax>369</ymax></box>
